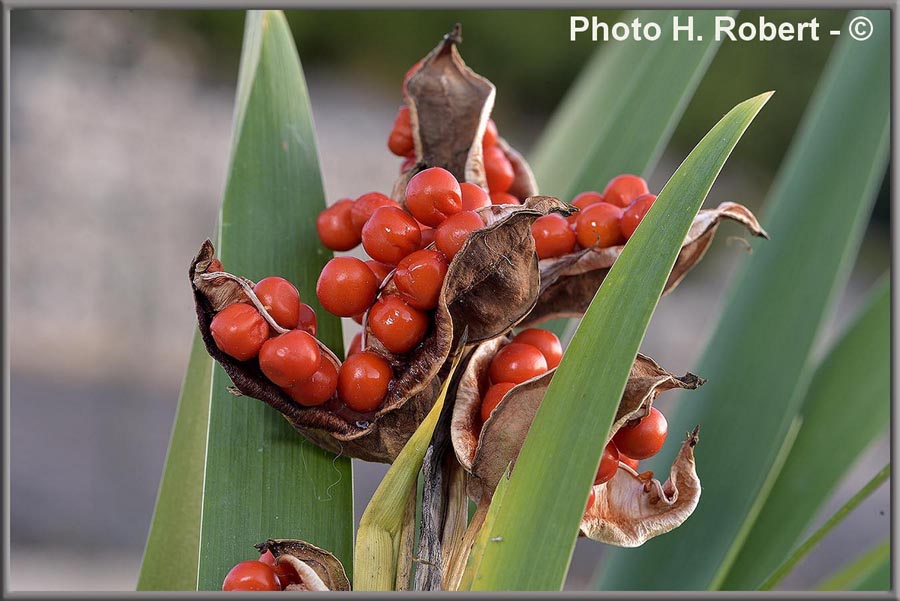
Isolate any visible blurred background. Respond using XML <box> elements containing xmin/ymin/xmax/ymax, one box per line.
<box><xmin>9</xmin><ymin>9</ymin><xmax>889</xmax><ymax>591</ymax></box>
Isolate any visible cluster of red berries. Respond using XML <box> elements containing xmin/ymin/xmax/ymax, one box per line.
<box><xmin>530</xmin><ymin>174</ymin><xmax>657</xmax><ymax>260</ymax></box>
<box><xmin>222</xmin><ymin>549</ymin><xmax>301</xmax><ymax>591</ymax></box>
<box><xmin>479</xmin><ymin>328</ymin><xmax>563</xmax><ymax>423</ymax></box>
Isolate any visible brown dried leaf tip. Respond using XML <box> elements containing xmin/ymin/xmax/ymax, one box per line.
<box><xmin>256</xmin><ymin>539</ymin><xmax>351</xmax><ymax>591</ymax></box>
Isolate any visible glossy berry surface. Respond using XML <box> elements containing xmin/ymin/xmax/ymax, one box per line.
<box><xmin>222</xmin><ymin>560</ymin><xmax>281</xmax><ymax>591</ymax></box>
<box><xmin>480</xmin><ymin>381</ymin><xmax>517</xmax><ymax>423</ymax></box>
<box><xmin>285</xmin><ymin>357</ymin><xmax>338</xmax><ymax>407</ymax></box>
<box><xmin>361</xmin><ymin>206</ymin><xmax>422</xmax><ymax>265</ymax></box>
<box><xmin>575</xmin><ymin>202</ymin><xmax>625</xmax><ymax>249</ymax></box>
<box><xmin>435</xmin><ymin>210</ymin><xmax>484</xmax><ymax>260</ymax></box>
<box><xmin>338</xmin><ymin>351</ymin><xmax>393</xmax><ymax>412</ymax></box>
<box><xmin>394</xmin><ymin>249</ymin><xmax>448</xmax><ymax>310</ymax></box>
<box><xmin>365</xmin><ymin>260</ymin><xmax>394</xmax><ymax>285</ymax></box>
<box><xmin>350</xmin><ymin>192</ymin><xmax>399</xmax><ymax>236</ymax></box>
<box><xmin>419</xmin><ymin>225</ymin><xmax>436</xmax><ymax>249</ymax></box>
<box><xmin>317</xmin><ymin>198</ymin><xmax>360</xmax><ymax>251</ymax></box>
<box><xmin>347</xmin><ymin>332</ymin><xmax>363</xmax><ymax>357</ymax></box>
<box><xmin>316</xmin><ymin>257</ymin><xmax>379</xmax><ymax>317</ymax></box>
<box><xmin>594</xmin><ymin>441</ymin><xmax>620</xmax><ymax>485</ymax></box>
<box><xmin>483</xmin><ymin>145</ymin><xmax>514</xmax><ymax>193</ymax></box>
<box><xmin>531</xmin><ymin>214</ymin><xmax>577</xmax><ymax>259</ymax></box>
<box><xmin>258</xmin><ymin>549</ymin><xmax>300</xmax><ymax>588</ymax></box>
<box><xmin>612</xmin><ymin>407</ymin><xmax>668</xmax><ymax>460</ymax></box>
<box><xmin>511</xmin><ymin>328</ymin><xmax>563</xmax><ymax>369</ymax></box>
<box><xmin>620</xmin><ymin>194</ymin><xmax>657</xmax><ymax>240</ymax></box>
<box><xmin>259</xmin><ymin>330</ymin><xmax>321</xmax><ymax>388</ymax></box>
<box><xmin>603</xmin><ymin>174</ymin><xmax>650</xmax><ymax>208</ymax></box>
<box><xmin>490</xmin><ymin>191</ymin><xmax>519</xmax><ymax>205</ymax></box>
<box><xmin>568</xmin><ymin>191</ymin><xmax>605</xmax><ymax>224</ymax></box>
<box><xmin>405</xmin><ymin>167</ymin><xmax>463</xmax><ymax>227</ymax></box>
<box><xmin>460</xmin><ymin>182</ymin><xmax>491</xmax><ymax>211</ymax></box>
<box><xmin>369</xmin><ymin>296</ymin><xmax>430</xmax><ymax>354</ymax></box>
<box><xmin>210</xmin><ymin>303</ymin><xmax>270</xmax><ymax>361</ymax></box>
<box><xmin>489</xmin><ymin>342</ymin><xmax>548</xmax><ymax>385</ymax></box>
<box><xmin>297</xmin><ymin>302</ymin><xmax>317</xmax><ymax>336</ymax></box>
<box><xmin>388</xmin><ymin>104</ymin><xmax>415</xmax><ymax>157</ymax></box>
<box><xmin>253</xmin><ymin>276</ymin><xmax>301</xmax><ymax>330</ymax></box>
<box><xmin>482</xmin><ymin>118</ymin><xmax>498</xmax><ymax>149</ymax></box>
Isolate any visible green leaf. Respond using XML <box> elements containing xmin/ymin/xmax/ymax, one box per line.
<box><xmin>137</xmin><ymin>333</ymin><xmax>212</xmax><ymax>590</ymax></box>
<box><xmin>596</xmin><ymin>10</ymin><xmax>890</xmax><ymax>591</ymax></box>
<box><xmin>759</xmin><ymin>464</ymin><xmax>889</xmax><ymax>591</ymax></box>
<box><xmin>722</xmin><ymin>276</ymin><xmax>890</xmax><ymax>589</ymax></box>
<box><xmin>468</xmin><ymin>92</ymin><xmax>772</xmax><ymax>591</ymax></box>
<box><xmin>816</xmin><ymin>538</ymin><xmax>890</xmax><ymax>591</ymax></box>
<box><xmin>196</xmin><ymin>11</ymin><xmax>353</xmax><ymax>590</ymax></box>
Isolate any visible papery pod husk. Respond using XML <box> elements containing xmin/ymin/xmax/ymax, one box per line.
<box><xmin>191</xmin><ymin>197</ymin><xmax>572</xmax><ymax>463</ymax></box>
<box><xmin>450</xmin><ymin>336</ymin><xmax>704</xmax><ymax>503</ymax></box>
<box><xmin>256</xmin><ymin>539</ymin><xmax>351</xmax><ymax>591</ymax></box>
<box><xmin>393</xmin><ymin>25</ymin><xmax>538</xmax><ymax>204</ymax></box>
<box><xmin>522</xmin><ymin>202</ymin><xmax>768</xmax><ymax>327</ymax></box>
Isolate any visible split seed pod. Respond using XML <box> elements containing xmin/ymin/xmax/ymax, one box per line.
<box><xmin>523</xmin><ymin>202</ymin><xmax>768</xmax><ymax>327</ymax></box>
<box><xmin>255</xmin><ymin>539</ymin><xmax>351</xmax><ymax>591</ymax></box>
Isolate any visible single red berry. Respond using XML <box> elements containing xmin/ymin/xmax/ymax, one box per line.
<box><xmin>489</xmin><ymin>342</ymin><xmax>548</xmax><ymax>385</ymax></box>
<box><xmin>317</xmin><ymin>198</ymin><xmax>360</xmax><ymax>251</ymax></box>
<box><xmin>620</xmin><ymin>194</ymin><xmax>657</xmax><ymax>240</ymax></box>
<box><xmin>361</xmin><ymin>206</ymin><xmax>422</xmax><ymax>265</ymax></box>
<box><xmin>482</xmin><ymin>118</ymin><xmax>498</xmax><ymax>149</ymax></box>
<box><xmin>400</xmin><ymin>156</ymin><xmax>417</xmax><ymax>173</ymax></box>
<box><xmin>603</xmin><ymin>174</ymin><xmax>650</xmax><ymax>208</ymax></box>
<box><xmin>350</xmin><ymin>192</ymin><xmax>399</xmax><ymax>237</ymax></box>
<box><xmin>338</xmin><ymin>351</ymin><xmax>393</xmax><ymax>412</ymax></box>
<box><xmin>259</xmin><ymin>330</ymin><xmax>321</xmax><ymax>388</ymax></box>
<box><xmin>316</xmin><ymin>257</ymin><xmax>379</xmax><ymax>317</ymax></box>
<box><xmin>394</xmin><ymin>249</ymin><xmax>448</xmax><ymax>310</ymax></box>
<box><xmin>388</xmin><ymin>104</ymin><xmax>415</xmax><ymax>157</ymax></box>
<box><xmin>586</xmin><ymin>488</ymin><xmax>596</xmax><ymax>512</ymax></box>
<box><xmin>612</xmin><ymin>407</ymin><xmax>668</xmax><ymax>460</ymax></box>
<box><xmin>568</xmin><ymin>191</ymin><xmax>605</xmax><ymax>224</ymax></box>
<box><xmin>460</xmin><ymin>182</ymin><xmax>491</xmax><ymax>211</ymax></box>
<box><xmin>297</xmin><ymin>302</ymin><xmax>317</xmax><ymax>336</ymax></box>
<box><xmin>490</xmin><ymin>191</ymin><xmax>519</xmax><ymax>205</ymax></box>
<box><xmin>405</xmin><ymin>167</ymin><xmax>463</xmax><ymax>227</ymax></box>
<box><xmin>620</xmin><ymin>455</ymin><xmax>640</xmax><ymax>471</ymax></box>
<box><xmin>258</xmin><ymin>549</ymin><xmax>300</xmax><ymax>588</ymax></box>
<box><xmin>594</xmin><ymin>441</ymin><xmax>620</xmax><ymax>485</ymax></box>
<box><xmin>483</xmin><ymin>145</ymin><xmax>514</xmax><ymax>193</ymax></box>
<box><xmin>435</xmin><ymin>210</ymin><xmax>484</xmax><ymax>260</ymax></box>
<box><xmin>365</xmin><ymin>260</ymin><xmax>394</xmax><ymax>285</ymax></box>
<box><xmin>369</xmin><ymin>295</ymin><xmax>430</xmax><ymax>354</ymax></box>
<box><xmin>511</xmin><ymin>328</ymin><xmax>563</xmax><ymax>370</ymax></box>
<box><xmin>575</xmin><ymin>202</ymin><xmax>625</xmax><ymax>249</ymax></box>
<box><xmin>285</xmin><ymin>357</ymin><xmax>338</xmax><ymax>407</ymax></box>
<box><xmin>222</xmin><ymin>560</ymin><xmax>281</xmax><ymax>591</ymax></box>
<box><xmin>531</xmin><ymin>214</ymin><xmax>577</xmax><ymax>259</ymax></box>
<box><xmin>253</xmin><ymin>276</ymin><xmax>301</xmax><ymax>330</ymax></box>
<box><xmin>480</xmin><ymin>382</ymin><xmax>517</xmax><ymax>423</ymax></box>
<box><xmin>210</xmin><ymin>303</ymin><xmax>270</xmax><ymax>361</ymax></box>
<box><xmin>347</xmin><ymin>332</ymin><xmax>363</xmax><ymax>357</ymax></box>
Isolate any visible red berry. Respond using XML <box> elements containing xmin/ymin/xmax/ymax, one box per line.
<box><xmin>489</xmin><ymin>343</ymin><xmax>548</xmax><ymax>385</ymax></box>
<box><xmin>400</xmin><ymin>156</ymin><xmax>417</xmax><ymax>173</ymax></box>
<box><xmin>347</xmin><ymin>332</ymin><xmax>363</xmax><ymax>357</ymax></box>
<box><xmin>285</xmin><ymin>357</ymin><xmax>338</xmax><ymax>407</ymax></box>
<box><xmin>365</xmin><ymin>260</ymin><xmax>394</xmax><ymax>285</ymax></box>
<box><xmin>317</xmin><ymin>198</ymin><xmax>360</xmax><ymax>251</ymax></box>
<box><xmin>405</xmin><ymin>167</ymin><xmax>463</xmax><ymax>227</ymax></box>
<box><xmin>210</xmin><ymin>303</ymin><xmax>270</xmax><ymax>361</ymax></box>
<box><xmin>316</xmin><ymin>257</ymin><xmax>379</xmax><ymax>317</ymax></box>
<box><xmin>350</xmin><ymin>192</ymin><xmax>399</xmax><ymax>237</ymax></box>
<box><xmin>369</xmin><ymin>296</ymin><xmax>429</xmax><ymax>354</ymax></box>
<box><xmin>394</xmin><ymin>249</ymin><xmax>448</xmax><ymax>310</ymax></box>
<box><xmin>253</xmin><ymin>276</ymin><xmax>301</xmax><ymax>330</ymax></box>
<box><xmin>460</xmin><ymin>182</ymin><xmax>491</xmax><ymax>211</ymax></box>
<box><xmin>258</xmin><ymin>549</ymin><xmax>299</xmax><ymax>588</ymax></box>
<box><xmin>222</xmin><ymin>560</ymin><xmax>281</xmax><ymax>591</ymax></box>
<box><xmin>511</xmin><ymin>328</ymin><xmax>563</xmax><ymax>370</ymax></box>
<box><xmin>480</xmin><ymin>382</ymin><xmax>517</xmax><ymax>423</ymax></box>
<box><xmin>482</xmin><ymin>118</ymin><xmax>498</xmax><ymax>149</ymax></box>
<box><xmin>338</xmin><ymin>351</ymin><xmax>393</xmax><ymax>412</ymax></box>
<box><xmin>490</xmin><ymin>191</ymin><xmax>519</xmax><ymax>205</ymax></box>
<box><xmin>484</xmin><ymin>145</ymin><xmax>514</xmax><ymax>193</ymax></box>
<box><xmin>361</xmin><ymin>206</ymin><xmax>421</xmax><ymax>265</ymax></box>
<box><xmin>434</xmin><ymin>210</ymin><xmax>484</xmax><ymax>260</ymax></box>
<box><xmin>531</xmin><ymin>214</ymin><xmax>577</xmax><ymax>259</ymax></box>
<box><xmin>388</xmin><ymin>105</ymin><xmax>415</xmax><ymax>157</ymax></box>
<box><xmin>586</xmin><ymin>488</ymin><xmax>596</xmax><ymax>512</ymax></box>
<box><xmin>259</xmin><ymin>330</ymin><xmax>321</xmax><ymax>388</ymax></box>
<box><xmin>620</xmin><ymin>455</ymin><xmax>640</xmax><ymax>471</ymax></box>
<box><xmin>575</xmin><ymin>202</ymin><xmax>624</xmax><ymax>249</ymax></box>
<box><xmin>419</xmin><ymin>224</ymin><xmax>436</xmax><ymax>248</ymax></box>
<box><xmin>594</xmin><ymin>441</ymin><xmax>620</xmax><ymax>485</ymax></box>
<box><xmin>297</xmin><ymin>302</ymin><xmax>317</xmax><ymax>336</ymax></box>
<box><xmin>208</xmin><ymin>258</ymin><xmax>224</xmax><ymax>272</ymax></box>
<box><xmin>603</xmin><ymin>174</ymin><xmax>649</xmax><ymax>208</ymax></box>
<box><xmin>612</xmin><ymin>407</ymin><xmax>668</xmax><ymax>460</ymax></box>
<box><xmin>568</xmin><ymin>191</ymin><xmax>605</xmax><ymax>224</ymax></box>
<box><xmin>620</xmin><ymin>194</ymin><xmax>656</xmax><ymax>240</ymax></box>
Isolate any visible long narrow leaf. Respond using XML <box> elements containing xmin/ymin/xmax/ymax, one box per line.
<box><xmin>468</xmin><ymin>92</ymin><xmax>771</xmax><ymax>591</ymax></box>
<box><xmin>596</xmin><ymin>10</ymin><xmax>890</xmax><ymax>591</ymax></box>
<box><xmin>816</xmin><ymin>538</ymin><xmax>890</xmax><ymax>591</ymax></box>
<box><xmin>723</xmin><ymin>276</ymin><xmax>890</xmax><ymax>589</ymax></box>
<box><xmin>196</xmin><ymin>11</ymin><xmax>353</xmax><ymax>590</ymax></box>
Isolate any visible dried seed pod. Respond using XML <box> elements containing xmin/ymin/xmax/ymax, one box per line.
<box><xmin>523</xmin><ymin>202</ymin><xmax>768</xmax><ymax>327</ymax></box>
<box><xmin>450</xmin><ymin>336</ymin><xmax>703</xmax><ymax>503</ymax></box>
<box><xmin>255</xmin><ymin>539</ymin><xmax>351</xmax><ymax>591</ymax></box>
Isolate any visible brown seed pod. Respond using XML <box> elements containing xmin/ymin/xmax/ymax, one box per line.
<box><xmin>255</xmin><ymin>539</ymin><xmax>351</xmax><ymax>591</ymax></box>
<box><xmin>523</xmin><ymin>202</ymin><xmax>768</xmax><ymax>327</ymax></box>
<box><xmin>450</xmin><ymin>336</ymin><xmax>703</xmax><ymax>504</ymax></box>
